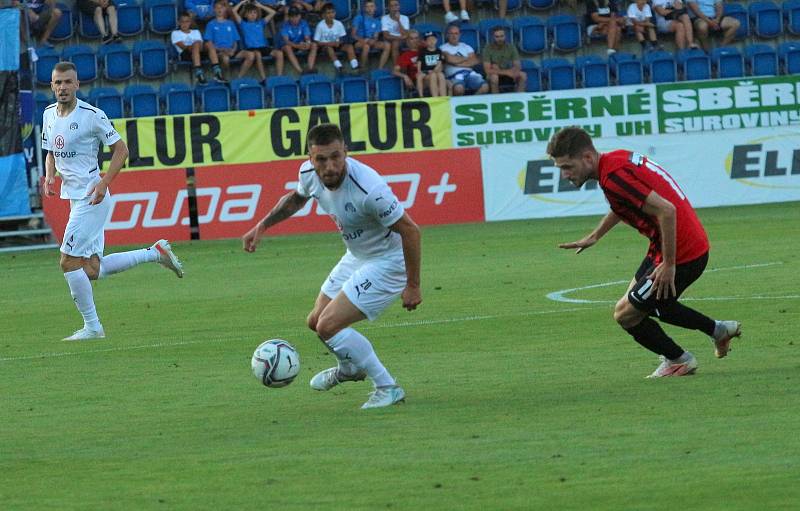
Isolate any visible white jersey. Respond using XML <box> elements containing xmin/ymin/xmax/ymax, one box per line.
<box><xmin>314</xmin><ymin>19</ymin><xmax>347</xmax><ymax>43</ymax></box>
<box><xmin>41</xmin><ymin>99</ymin><xmax>121</xmax><ymax>200</ymax></box>
<box><xmin>296</xmin><ymin>157</ymin><xmax>405</xmax><ymax>260</ymax></box>
<box><xmin>627</xmin><ymin>2</ymin><xmax>653</xmax><ymax>22</ymax></box>
<box><xmin>171</xmin><ymin>28</ymin><xmax>203</xmax><ymax>55</ymax></box>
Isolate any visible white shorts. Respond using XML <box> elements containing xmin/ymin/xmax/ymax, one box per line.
<box><xmin>61</xmin><ymin>194</ymin><xmax>111</xmax><ymax>258</ymax></box>
<box><xmin>321</xmin><ymin>251</ymin><xmax>407</xmax><ymax>321</ymax></box>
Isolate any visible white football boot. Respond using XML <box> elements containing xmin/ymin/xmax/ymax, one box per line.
<box><xmin>152</xmin><ymin>239</ymin><xmax>184</xmax><ymax>278</ymax></box>
<box><xmin>712</xmin><ymin>320</ymin><xmax>741</xmax><ymax>358</ymax></box>
<box><xmin>310</xmin><ymin>367</ymin><xmax>367</xmax><ymax>391</ymax></box>
<box><xmin>63</xmin><ymin>326</ymin><xmax>106</xmax><ymax>341</ymax></box>
<box><xmin>646</xmin><ymin>352</ymin><xmax>698</xmax><ymax>378</ymax></box>
<box><xmin>361</xmin><ymin>385</ymin><xmax>406</xmax><ymax>409</ymax></box>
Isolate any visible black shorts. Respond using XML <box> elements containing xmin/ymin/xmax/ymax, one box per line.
<box><xmin>77</xmin><ymin>0</ymin><xmax>103</xmax><ymax>17</ymax></box>
<box><xmin>628</xmin><ymin>252</ymin><xmax>709</xmax><ymax>312</ymax></box>
<box><xmin>249</xmin><ymin>47</ymin><xmax>274</xmax><ymax>56</ymax></box>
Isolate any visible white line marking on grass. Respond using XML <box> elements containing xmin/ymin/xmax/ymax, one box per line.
<box><xmin>546</xmin><ymin>261</ymin><xmax>786</xmax><ymax>303</ymax></box>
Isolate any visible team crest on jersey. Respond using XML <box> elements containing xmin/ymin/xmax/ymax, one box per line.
<box><xmin>345</xmin><ymin>202</ymin><xmax>356</xmax><ymax>213</ymax></box>
<box><xmin>55</xmin><ymin>135</ymin><xmax>65</xmax><ymax>149</ymax></box>
<box><xmin>69</xmin><ymin>122</ymin><xmax>79</xmax><ymax>130</ymax></box>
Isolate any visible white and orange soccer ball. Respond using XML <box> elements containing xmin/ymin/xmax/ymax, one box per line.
<box><xmin>251</xmin><ymin>339</ymin><xmax>301</xmax><ymax>388</ymax></box>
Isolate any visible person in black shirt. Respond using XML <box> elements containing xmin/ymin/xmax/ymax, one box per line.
<box><xmin>416</xmin><ymin>31</ymin><xmax>447</xmax><ymax>97</ymax></box>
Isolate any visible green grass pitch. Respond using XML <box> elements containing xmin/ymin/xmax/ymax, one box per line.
<box><xmin>2</xmin><ymin>201</ymin><xmax>799</xmax><ymax>510</ymax></box>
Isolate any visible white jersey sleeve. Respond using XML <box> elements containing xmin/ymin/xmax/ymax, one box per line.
<box><xmin>296</xmin><ymin>161</ymin><xmax>316</xmax><ymax>198</ymax></box>
<box><xmin>364</xmin><ymin>181</ymin><xmax>404</xmax><ymax>228</ymax></box>
<box><xmin>41</xmin><ymin>106</ymin><xmax>55</xmax><ymax>151</ymax></box>
<box><xmin>93</xmin><ymin>110</ymin><xmax>121</xmax><ymax>147</ymax></box>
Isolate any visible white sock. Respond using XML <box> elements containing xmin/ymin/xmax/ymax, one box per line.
<box><xmin>98</xmin><ymin>248</ymin><xmax>159</xmax><ymax>279</ymax></box>
<box><xmin>64</xmin><ymin>269</ymin><xmax>101</xmax><ymax>331</ymax></box>
<box><xmin>333</xmin><ymin>59</ymin><xmax>342</xmax><ymax>69</ymax></box>
<box><xmin>350</xmin><ymin>58</ymin><xmax>358</xmax><ymax>69</ymax></box>
<box><xmin>327</xmin><ymin>328</ymin><xmax>395</xmax><ymax>387</ymax></box>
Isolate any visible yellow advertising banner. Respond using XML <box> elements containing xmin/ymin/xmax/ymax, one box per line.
<box><xmin>98</xmin><ymin>97</ymin><xmax>453</xmax><ymax>171</ymax></box>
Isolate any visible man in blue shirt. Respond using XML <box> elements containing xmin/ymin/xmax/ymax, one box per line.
<box><xmin>280</xmin><ymin>6</ymin><xmax>313</xmax><ymax>74</ymax></box>
<box><xmin>351</xmin><ymin>0</ymin><xmax>390</xmax><ymax>69</ymax></box>
<box><xmin>687</xmin><ymin>0</ymin><xmax>740</xmax><ymax>51</ymax></box>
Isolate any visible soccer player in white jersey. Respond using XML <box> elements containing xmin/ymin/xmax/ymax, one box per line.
<box><xmin>42</xmin><ymin>62</ymin><xmax>185</xmax><ymax>341</ymax></box>
<box><xmin>242</xmin><ymin>123</ymin><xmax>422</xmax><ymax>409</ymax></box>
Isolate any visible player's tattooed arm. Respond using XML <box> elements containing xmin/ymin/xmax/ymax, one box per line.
<box><xmin>243</xmin><ymin>191</ymin><xmax>309</xmax><ymax>252</ymax></box>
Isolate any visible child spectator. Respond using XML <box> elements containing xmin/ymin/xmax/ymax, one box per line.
<box><xmin>24</xmin><ymin>0</ymin><xmax>63</xmax><ymax>47</ymax></box>
<box><xmin>232</xmin><ymin>0</ymin><xmax>285</xmax><ymax>81</ymax></box>
<box><xmin>308</xmin><ymin>2</ymin><xmax>358</xmax><ymax>73</ymax></box>
<box><xmin>627</xmin><ymin>0</ymin><xmax>659</xmax><ymax>52</ymax></box>
<box><xmin>381</xmin><ymin>0</ymin><xmax>410</xmax><ymax>65</ymax></box>
<box><xmin>77</xmin><ymin>0</ymin><xmax>119</xmax><ymax>44</ymax></box>
<box><xmin>416</xmin><ymin>31</ymin><xmax>446</xmax><ymax>97</ymax></box>
<box><xmin>351</xmin><ymin>0</ymin><xmax>391</xmax><ymax>69</ymax></box>
<box><xmin>280</xmin><ymin>6</ymin><xmax>313</xmax><ymax>73</ymax></box>
<box><xmin>204</xmin><ymin>0</ymin><xmax>252</xmax><ymax>83</ymax></box>
<box><xmin>172</xmin><ymin>12</ymin><xmax>222</xmax><ymax>84</ymax></box>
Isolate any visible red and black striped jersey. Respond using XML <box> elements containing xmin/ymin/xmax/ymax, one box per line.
<box><xmin>598</xmin><ymin>150</ymin><xmax>709</xmax><ymax>264</ymax></box>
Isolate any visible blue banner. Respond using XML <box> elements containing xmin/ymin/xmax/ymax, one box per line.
<box><xmin>0</xmin><ymin>153</ymin><xmax>30</xmax><ymax>217</ymax></box>
<box><xmin>0</xmin><ymin>9</ymin><xmax>20</xmax><ymax>71</ymax></box>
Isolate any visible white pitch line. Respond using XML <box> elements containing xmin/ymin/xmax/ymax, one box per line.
<box><xmin>0</xmin><ymin>306</ymin><xmax>601</xmax><ymax>364</ymax></box>
<box><xmin>546</xmin><ymin>261</ymin><xmax>785</xmax><ymax>304</ymax></box>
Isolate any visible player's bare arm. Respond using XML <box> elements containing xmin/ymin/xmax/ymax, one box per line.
<box><xmin>242</xmin><ymin>191</ymin><xmax>310</xmax><ymax>252</ymax></box>
<box><xmin>90</xmin><ymin>139</ymin><xmax>128</xmax><ymax>205</ymax></box>
<box><xmin>44</xmin><ymin>152</ymin><xmax>57</xmax><ymax>196</ymax></box>
<box><xmin>389</xmin><ymin>212</ymin><xmax>422</xmax><ymax>311</ymax></box>
<box><xmin>559</xmin><ymin>210</ymin><xmax>621</xmax><ymax>254</ymax></box>
<box><xmin>642</xmin><ymin>191</ymin><xmax>677</xmax><ymax>300</ymax></box>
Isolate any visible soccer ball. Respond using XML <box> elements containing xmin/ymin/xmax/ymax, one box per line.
<box><xmin>251</xmin><ymin>339</ymin><xmax>301</xmax><ymax>388</ymax></box>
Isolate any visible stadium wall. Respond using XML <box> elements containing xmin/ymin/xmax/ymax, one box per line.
<box><xmin>42</xmin><ymin>76</ymin><xmax>800</xmax><ymax>245</ymax></box>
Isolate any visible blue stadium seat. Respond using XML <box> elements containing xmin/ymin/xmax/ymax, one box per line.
<box><xmin>98</xmin><ymin>43</ymin><xmax>134</xmax><ymax>81</ymax></box>
<box><xmin>609</xmin><ymin>52</ymin><xmax>642</xmax><ymax>85</ymax></box>
<box><xmin>513</xmin><ymin>16</ymin><xmax>546</xmax><ymax>55</ymax></box>
<box><xmin>116</xmin><ymin>1</ymin><xmax>145</xmax><ymax>37</ymax></box>
<box><xmin>160</xmin><ymin>82</ymin><xmax>195</xmax><ymax>115</ymax></box>
<box><xmin>305</xmin><ymin>77</ymin><xmax>335</xmax><ymax>106</ymax></box>
<box><xmin>723</xmin><ymin>3</ymin><xmax>749</xmax><ymax>39</ymax></box>
<box><xmin>547</xmin><ymin>15</ymin><xmax>582</xmax><ymax>52</ymax></box>
<box><xmin>266</xmin><ymin>76</ymin><xmax>300</xmax><ymax>107</ymax></box>
<box><xmin>541</xmin><ymin>57</ymin><xmax>575</xmax><ymax>90</ymax></box>
<box><xmin>50</xmin><ymin>3</ymin><xmax>73</xmax><ymax>41</ymax></box>
<box><xmin>88</xmin><ymin>87</ymin><xmax>125</xmax><ymax>119</ymax></box>
<box><xmin>711</xmin><ymin>47</ymin><xmax>744</xmax><ymax>78</ymax></box>
<box><xmin>495</xmin><ymin>0</ymin><xmax>522</xmax><ymax>14</ymax></box>
<box><xmin>413</xmin><ymin>22</ymin><xmax>443</xmax><ymax>46</ymax></box>
<box><xmin>519</xmin><ymin>59</ymin><xmax>541</xmax><ymax>92</ymax></box>
<box><xmin>78</xmin><ymin>11</ymin><xmax>102</xmax><ymax>39</ymax></box>
<box><xmin>134</xmin><ymin>40</ymin><xmax>169</xmax><ymax>79</ymax></box>
<box><xmin>124</xmin><ymin>84</ymin><xmax>159</xmax><ymax>117</ymax></box>
<box><xmin>35</xmin><ymin>93</ymin><xmax>53</xmax><ymax>125</ymax></box>
<box><xmin>373</xmin><ymin>74</ymin><xmax>403</xmax><ymax>100</ymax></box>
<box><xmin>784</xmin><ymin>0</ymin><xmax>800</xmax><ymax>35</ymax></box>
<box><xmin>338</xmin><ymin>76</ymin><xmax>369</xmax><ymax>103</ymax></box>
<box><xmin>478</xmin><ymin>18</ymin><xmax>513</xmax><ymax>47</ymax></box>
<box><xmin>198</xmin><ymin>84</ymin><xmax>231</xmax><ymax>112</ymax></box>
<box><xmin>62</xmin><ymin>45</ymin><xmax>98</xmax><ymax>82</ymax></box>
<box><xmin>34</xmin><ymin>46</ymin><xmax>60</xmax><ymax>85</ymax></box>
<box><xmin>745</xmin><ymin>43</ymin><xmax>778</xmax><ymax>75</ymax></box>
<box><xmin>329</xmin><ymin>0</ymin><xmax>353</xmax><ymax>21</ymax></box>
<box><xmin>644</xmin><ymin>50</ymin><xmax>677</xmax><ymax>83</ymax></box>
<box><xmin>778</xmin><ymin>41</ymin><xmax>800</xmax><ymax>74</ymax></box>
<box><xmin>145</xmin><ymin>0</ymin><xmax>178</xmax><ymax>35</ymax></box>
<box><xmin>397</xmin><ymin>0</ymin><xmax>420</xmax><ymax>19</ymax></box>
<box><xmin>458</xmin><ymin>23</ymin><xmax>480</xmax><ymax>53</ymax></box>
<box><xmin>231</xmin><ymin>78</ymin><xmax>264</xmax><ymax>110</ymax></box>
<box><xmin>749</xmin><ymin>1</ymin><xmax>782</xmax><ymax>38</ymax></box>
<box><xmin>576</xmin><ymin>55</ymin><xmax>609</xmax><ymax>88</ymax></box>
<box><xmin>677</xmin><ymin>48</ymin><xmax>711</xmax><ymax>81</ymax></box>
<box><xmin>527</xmin><ymin>0</ymin><xmax>556</xmax><ymax>9</ymax></box>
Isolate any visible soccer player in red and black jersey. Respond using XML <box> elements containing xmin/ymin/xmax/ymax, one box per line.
<box><xmin>547</xmin><ymin>127</ymin><xmax>741</xmax><ymax>378</ymax></box>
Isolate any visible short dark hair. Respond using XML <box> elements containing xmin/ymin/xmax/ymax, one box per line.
<box><xmin>53</xmin><ymin>61</ymin><xmax>77</xmax><ymax>74</ymax></box>
<box><xmin>307</xmin><ymin>123</ymin><xmax>344</xmax><ymax>151</ymax></box>
<box><xmin>546</xmin><ymin>126</ymin><xmax>596</xmax><ymax>159</ymax></box>
<box><xmin>491</xmin><ymin>26</ymin><xmax>505</xmax><ymax>35</ymax></box>
<box><xmin>322</xmin><ymin>2</ymin><xmax>335</xmax><ymax>12</ymax></box>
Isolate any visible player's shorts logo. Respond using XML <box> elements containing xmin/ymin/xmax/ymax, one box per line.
<box><xmin>69</xmin><ymin>122</ymin><xmax>79</xmax><ymax>130</ymax></box>
<box><xmin>55</xmin><ymin>135</ymin><xmax>65</xmax><ymax>150</ymax></box>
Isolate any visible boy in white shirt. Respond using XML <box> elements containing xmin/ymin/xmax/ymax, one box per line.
<box><xmin>171</xmin><ymin>12</ymin><xmax>223</xmax><ymax>84</ymax></box>
<box><xmin>308</xmin><ymin>2</ymin><xmax>358</xmax><ymax>72</ymax></box>
<box><xmin>627</xmin><ymin>0</ymin><xmax>659</xmax><ymax>52</ymax></box>
<box><xmin>381</xmin><ymin>0</ymin><xmax>410</xmax><ymax>64</ymax></box>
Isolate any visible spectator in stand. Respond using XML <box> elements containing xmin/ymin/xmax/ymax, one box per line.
<box><xmin>186</xmin><ymin>0</ymin><xmax>215</xmax><ymax>25</ymax></box>
<box><xmin>653</xmin><ymin>0</ymin><xmax>698</xmax><ymax>49</ymax></box>
<box><xmin>172</xmin><ymin>12</ymin><xmax>224</xmax><ymax>84</ymax></box>
<box><xmin>77</xmin><ymin>0</ymin><xmax>120</xmax><ymax>44</ymax></box>
<box><xmin>482</xmin><ymin>26</ymin><xmax>526</xmax><ymax>93</ymax></box>
<box><xmin>381</xmin><ymin>0</ymin><xmax>410</xmax><ymax>65</ymax></box>
<box><xmin>416</xmin><ymin>31</ymin><xmax>447</xmax><ymax>97</ymax></box>
<box><xmin>204</xmin><ymin>0</ymin><xmax>253</xmax><ymax>83</ymax></box>
<box><xmin>442</xmin><ymin>0</ymin><xmax>470</xmax><ymax>24</ymax></box>
<box><xmin>585</xmin><ymin>0</ymin><xmax>626</xmax><ymax>55</ymax></box>
<box><xmin>687</xmin><ymin>0</ymin><xmax>740</xmax><ymax>51</ymax></box>
<box><xmin>627</xmin><ymin>0</ymin><xmax>660</xmax><ymax>52</ymax></box>
<box><xmin>24</xmin><ymin>0</ymin><xmax>62</xmax><ymax>47</ymax></box>
<box><xmin>393</xmin><ymin>29</ymin><xmax>421</xmax><ymax>95</ymax></box>
<box><xmin>308</xmin><ymin>2</ymin><xmax>358</xmax><ymax>73</ymax></box>
<box><xmin>441</xmin><ymin>24</ymin><xmax>488</xmax><ymax>96</ymax></box>
<box><xmin>351</xmin><ymin>0</ymin><xmax>391</xmax><ymax>70</ymax></box>
<box><xmin>280</xmin><ymin>6</ymin><xmax>313</xmax><ymax>73</ymax></box>
<box><xmin>232</xmin><ymin>0</ymin><xmax>285</xmax><ymax>81</ymax></box>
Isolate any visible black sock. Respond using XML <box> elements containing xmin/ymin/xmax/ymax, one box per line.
<box><xmin>655</xmin><ymin>302</ymin><xmax>716</xmax><ymax>336</ymax></box>
<box><xmin>640</xmin><ymin>40</ymin><xmax>648</xmax><ymax>49</ymax></box>
<box><xmin>624</xmin><ymin>318</ymin><xmax>685</xmax><ymax>360</ymax></box>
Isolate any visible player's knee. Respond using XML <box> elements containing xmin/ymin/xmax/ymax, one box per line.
<box><xmin>306</xmin><ymin>311</ymin><xmax>319</xmax><ymax>333</ymax></box>
<box><xmin>83</xmin><ymin>264</ymin><xmax>99</xmax><ymax>280</ymax></box>
<box><xmin>314</xmin><ymin>316</ymin><xmax>341</xmax><ymax>341</ymax></box>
